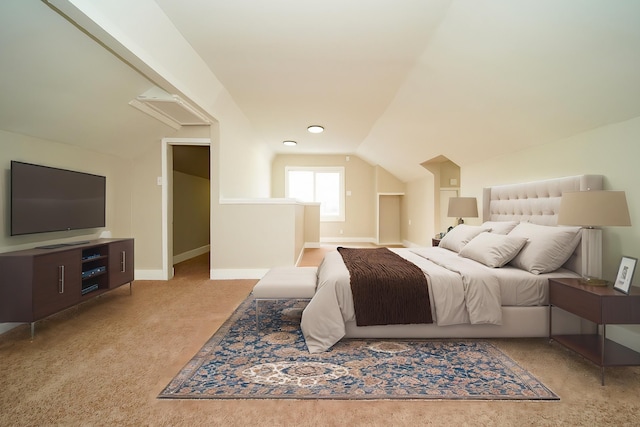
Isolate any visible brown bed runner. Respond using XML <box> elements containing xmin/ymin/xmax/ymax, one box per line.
<box><xmin>337</xmin><ymin>247</ymin><xmax>433</xmax><ymax>327</ymax></box>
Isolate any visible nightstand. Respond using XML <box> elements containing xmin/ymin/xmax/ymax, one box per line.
<box><xmin>432</xmin><ymin>238</ymin><xmax>441</xmax><ymax>247</ymax></box>
<box><xmin>548</xmin><ymin>277</ymin><xmax>640</xmax><ymax>385</ymax></box>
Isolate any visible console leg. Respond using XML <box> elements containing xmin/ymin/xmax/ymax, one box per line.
<box><xmin>30</xmin><ymin>322</ymin><xmax>35</xmax><ymax>340</ymax></box>
<box><xmin>548</xmin><ymin>304</ymin><xmax>553</xmax><ymax>342</ymax></box>
<box><xmin>255</xmin><ymin>300</ymin><xmax>260</xmax><ymax>333</ymax></box>
<box><xmin>601</xmin><ymin>326</ymin><xmax>606</xmax><ymax>386</ymax></box>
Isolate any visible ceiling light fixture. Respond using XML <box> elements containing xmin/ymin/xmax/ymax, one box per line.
<box><xmin>307</xmin><ymin>125</ymin><xmax>324</xmax><ymax>134</ymax></box>
<box><xmin>283</xmin><ymin>140</ymin><xmax>297</xmax><ymax>146</ymax></box>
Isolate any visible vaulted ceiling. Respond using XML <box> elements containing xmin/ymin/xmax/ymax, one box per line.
<box><xmin>2</xmin><ymin>1</ymin><xmax>640</xmax><ymax>182</ymax></box>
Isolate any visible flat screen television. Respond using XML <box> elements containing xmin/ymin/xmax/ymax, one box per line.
<box><xmin>11</xmin><ymin>161</ymin><xmax>106</xmax><ymax>236</ymax></box>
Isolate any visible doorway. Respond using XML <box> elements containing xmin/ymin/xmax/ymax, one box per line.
<box><xmin>161</xmin><ymin>138</ymin><xmax>212</xmax><ymax>280</ymax></box>
<box><xmin>172</xmin><ymin>145</ymin><xmax>210</xmax><ymax>277</ymax></box>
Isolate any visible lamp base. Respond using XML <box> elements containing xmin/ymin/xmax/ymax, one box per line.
<box><xmin>580</xmin><ymin>276</ymin><xmax>609</xmax><ymax>286</ymax></box>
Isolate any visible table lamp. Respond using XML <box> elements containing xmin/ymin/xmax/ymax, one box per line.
<box><xmin>558</xmin><ymin>190</ymin><xmax>631</xmax><ymax>285</ymax></box>
<box><xmin>448</xmin><ymin>197</ymin><xmax>478</xmax><ymax>225</ymax></box>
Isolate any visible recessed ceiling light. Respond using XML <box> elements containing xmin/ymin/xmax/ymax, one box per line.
<box><xmin>283</xmin><ymin>140</ymin><xmax>297</xmax><ymax>146</ymax></box>
<box><xmin>307</xmin><ymin>125</ymin><xmax>324</xmax><ymax>134</ymax></box>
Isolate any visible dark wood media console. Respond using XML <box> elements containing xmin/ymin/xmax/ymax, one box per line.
<box><xmin>0</xmin><ymin>238</ymin><xmax>134</xmax><ymax>337</ymax></box>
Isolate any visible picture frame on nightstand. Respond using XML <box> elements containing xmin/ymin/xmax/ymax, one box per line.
<box><xmin>613</xmin><ymin>256</ymin><xmax>637</xmax><ymax>294</ymax></box>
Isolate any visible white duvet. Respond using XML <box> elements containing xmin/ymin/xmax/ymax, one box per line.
<box><xmin>300</xmin><ymin>247</ymin><xmax>544</xmax><ymax>353</ymax></box>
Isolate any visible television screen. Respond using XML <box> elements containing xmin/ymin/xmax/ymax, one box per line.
<box><xmin>11</xmin><ymin>161</ymin><xmax>106</xmax><ymax>236</ymax></box>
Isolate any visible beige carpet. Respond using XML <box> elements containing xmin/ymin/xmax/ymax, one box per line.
<box><xmin>1</xmin><ymin>247</ymin><xmax>639</xmax><ymax>426</ymax></box>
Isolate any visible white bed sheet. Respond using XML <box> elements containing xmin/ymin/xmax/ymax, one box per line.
<box><xmin>410</xmin><ymin>247</ymin><xmax>580</xmax><ymax>306</ymax></box>
<box><xmin>300</xmin><ymin>247</ymin><xmax>580</xmax><ymax>353</ymax></box>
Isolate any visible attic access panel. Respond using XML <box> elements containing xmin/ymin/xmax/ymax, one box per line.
<box><xmin>140</xmin><ymin>96</ymin><xmax>210</xmax><ymax>125</ymax></box>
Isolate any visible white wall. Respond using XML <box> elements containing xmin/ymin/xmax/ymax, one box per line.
<box><xmin>378</xmin><ymin>195</ymin><xmax>401</xmax><ymax>245</ymax></box>
<box><xmin>401</xmin><ymin>175</ymin><xmax>435</xmax><ymax>247</ymax></box>
<box><xmin>462</xmin><ymin>116</ymin><xmax>640</xmax><ymax>351</ymax></box>
<box><xmin>211</xmin><ymin>200</ymin><xmax>306</xmax><ymax>278</ymax></box>
<box><xmin>0</xmin><ymin>130</ymin><xmax>133</xmax><ymax>252</ymax></box>
<box><xmin>54</xmin><ymin>0</ymin><xmax>272</xmax><ymax>199</ymax></box>
<box><xmin>463</xmin><ymin>117</ymin><xmax>640</xmax><ymax>280</ymax></box>
<box><xmin>52</xmin><ymin>1</ymin><xmax>274</xmax><ymax>276</ymax></box>
<box><xmin>173</xmin><ymin>171</ymin><xmax>210</xmax><ymax>259</ymax></box>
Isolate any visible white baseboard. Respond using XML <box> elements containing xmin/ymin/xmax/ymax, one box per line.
<box><xmin>402</xmin><ymin>239</ymin><xmax>421</xmax><ymax>248</ymax></box>
<box><xmin>210</xmin><ymin>268</ymin><xmax>268</xmax><ymax>280</ymax></box>
<box><xmin>134</xmin><ymin>269</ymin><xmax>165</xmax><ymax>280</ymax></box>
<box><xmin>138</xmin><ymin>265</ymin><xmax>270</xmax><ymax>281</ymax></box>
<box><xmin>304</xmin><ymin>242</ymin><xmax>321</xmax><ymax>248</ymax></box>
<box><xmin>173</xmin><ymin>244</ymin><xmax>210</xmax><ymax>264</ymax></box>
<box><xmin>320</xmin><ymin>237</ymin><xmax>376</xmax><ymax>244</ymax></box>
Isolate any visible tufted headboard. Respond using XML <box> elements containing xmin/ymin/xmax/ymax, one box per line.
<box><xmin>482</xmin><ymin>175</ymin><xmax>604</xmax><ymax>275</ymax></box>
<box><xmin>482</xmin><ymin>175</ymin><xmax>603</xmax><ymax>225</ymax></box>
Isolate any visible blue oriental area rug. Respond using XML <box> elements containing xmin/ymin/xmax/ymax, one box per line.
<box><xmin>159</xmin><ymin>298</ymin><xmax>558</xmax><ymax>400</ymax></box>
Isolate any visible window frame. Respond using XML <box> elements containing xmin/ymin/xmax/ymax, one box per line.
<box><xmin>284</xmin><ymin>166</ymin><xmax>345</xmax><ymax>222</ymax></box>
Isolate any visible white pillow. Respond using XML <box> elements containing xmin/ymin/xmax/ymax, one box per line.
<box><xmin>459</xmin><ymin>232</ymin><xmax>528</xmax><ymax>268</ymax></box>
<box><xmin>507</xmin><ymin>222</ymin><xmax>582</xmax><ymax>274</ymax></box>
<box><xmin>482</xmin><ymin>221</ymin><xmax>519</xmax><ymax>235</ymax></box>
<box><xmin>439</xmin><ymin>224</ymin><xmax>490</xmax><ymax>253</ymax></box>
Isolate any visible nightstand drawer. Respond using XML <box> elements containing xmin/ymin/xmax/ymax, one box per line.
<box><xmin>602</xmin><ymin>297</ymin><xmax>640</xmax><ymax>324</ymax></box>
<box><xmin>549</xmin><ymin>280</ymin><xmax>602</xmax><ymax>323</ymax></box>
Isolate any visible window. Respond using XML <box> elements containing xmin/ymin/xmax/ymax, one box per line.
<box><xmin>285</xmin><ymin>166</ymin><xmax>345</xmax><ymax>221</ymax></box>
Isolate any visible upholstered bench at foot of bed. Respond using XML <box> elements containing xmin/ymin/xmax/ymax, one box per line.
<box><xmin>252</xmin><ymin>266</ymin><xmax>317</xmax><ymax>330</ymax></box>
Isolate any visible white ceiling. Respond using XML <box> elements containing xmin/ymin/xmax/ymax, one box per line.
<box><xmin>2</xmin><ymin>1</ymin><xmax>640</xmax><ymax>181</ymax></box>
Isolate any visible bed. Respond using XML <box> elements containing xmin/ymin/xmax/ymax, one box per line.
<box><xmin>300</xmin><ymin>174</ymin><xmax>603</xmax><ymax>353</ymax></box>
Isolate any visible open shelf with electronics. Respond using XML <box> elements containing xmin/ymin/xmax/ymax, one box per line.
<box><xmin>81</xmin><ymin>245</ymin><xmax>109</xmax><ymax>296</ymax></box>
<box><xmin>0</xmin><ymin>238</ymin><xmax>134</xmax><ymax>337</ymax></box>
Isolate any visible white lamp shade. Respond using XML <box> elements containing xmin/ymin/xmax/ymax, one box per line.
<box><xmin>558</xmin><ymin>191</ymin><xmax>631</xmax><ymax>227</ymax></box>
<box><xmin>447</xmin><ymin>197</ymin><xmax>478</xmax><ymax>218</ymax></box>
